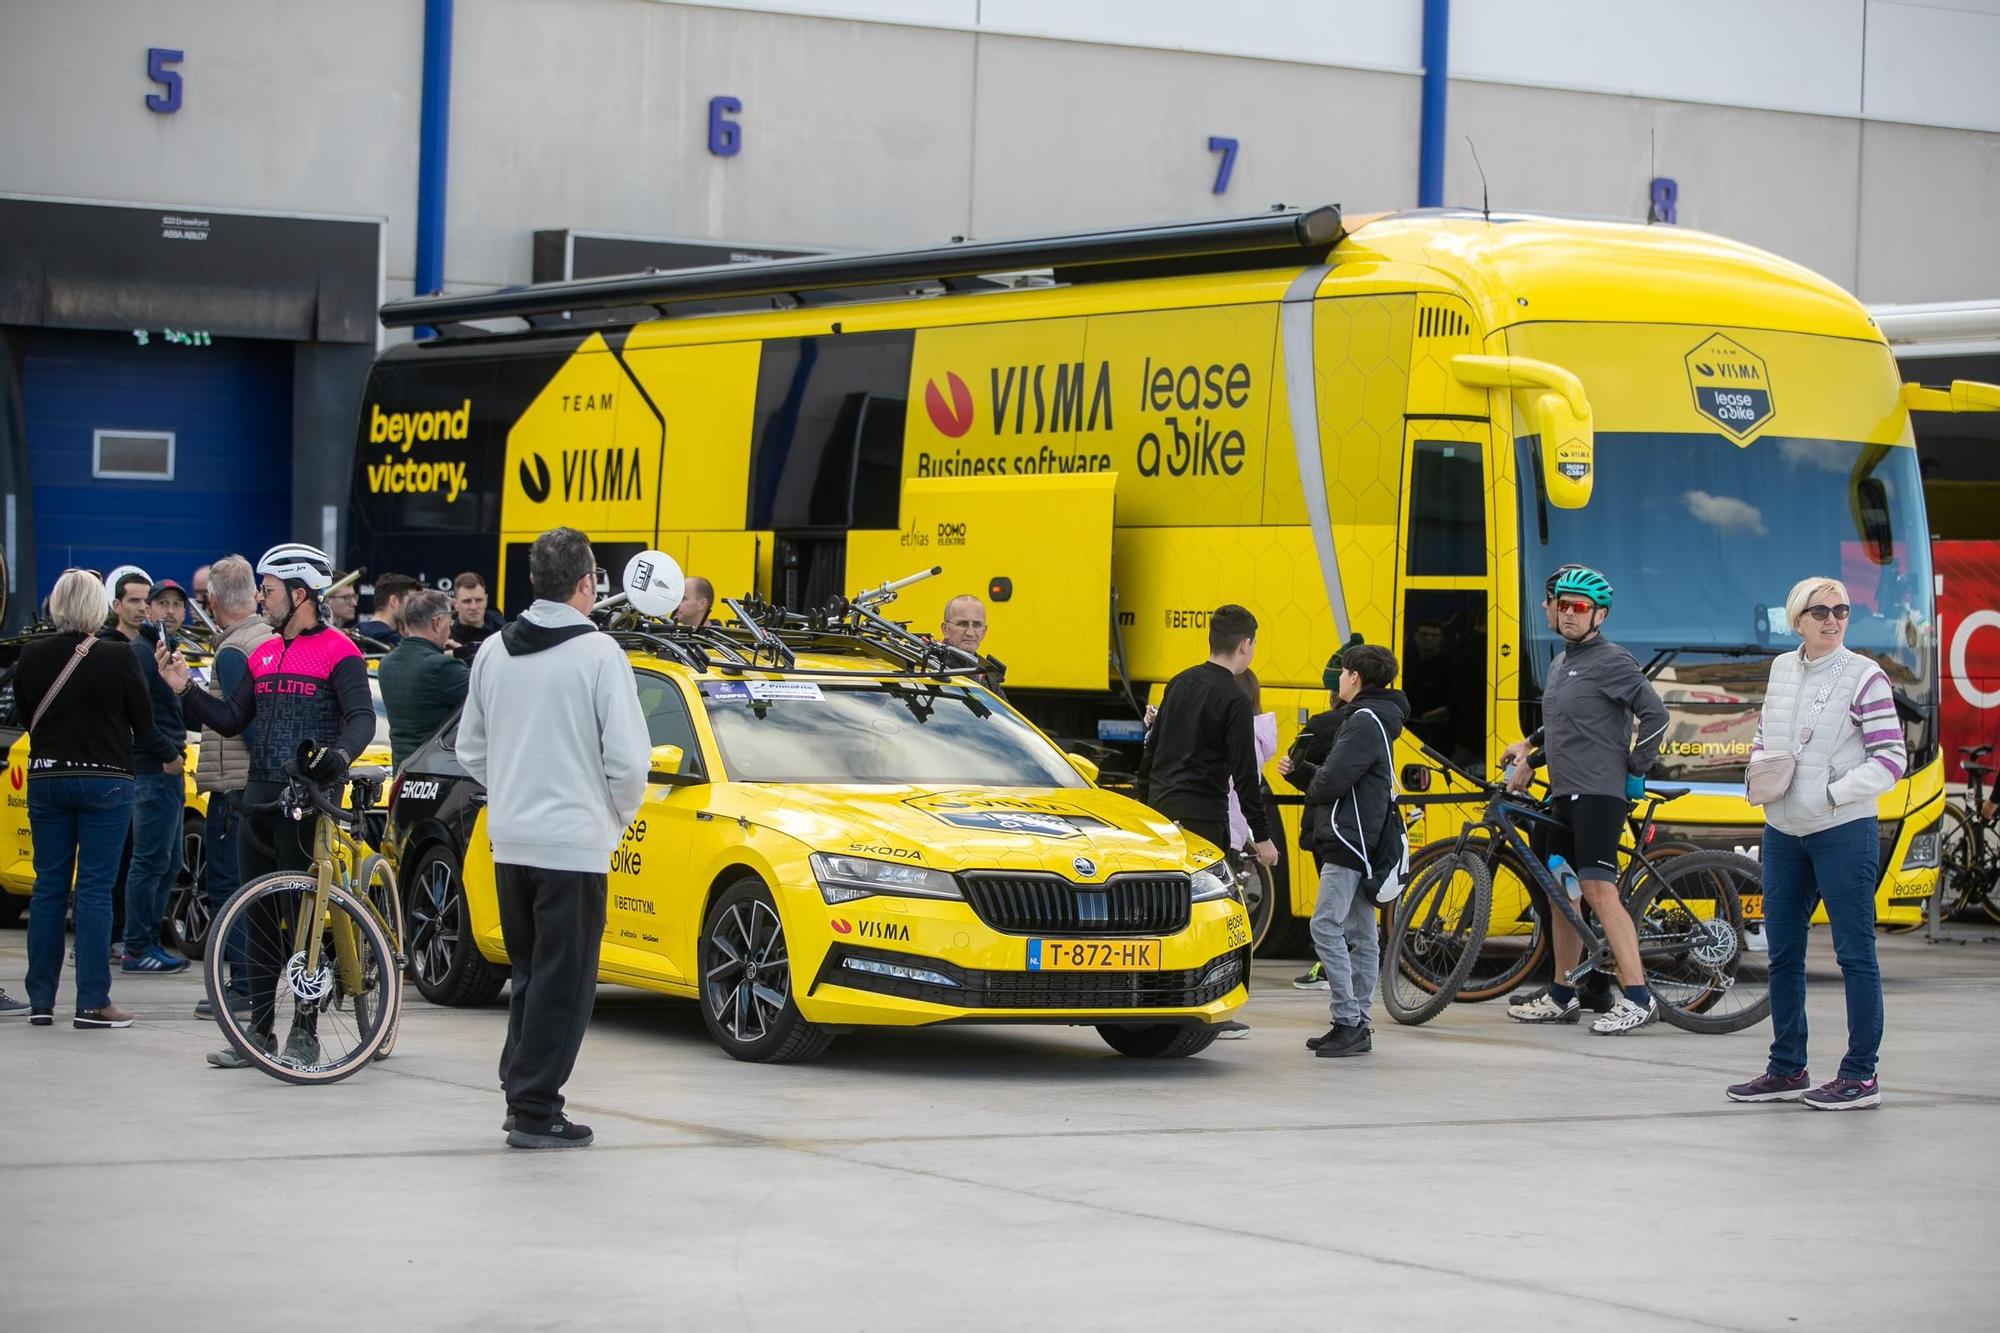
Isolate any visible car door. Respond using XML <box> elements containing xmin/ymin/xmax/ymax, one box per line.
<box><xmin>597</xmin><ymin>669</ymin><xmax>703</xmax><ymax>988</ymax></box>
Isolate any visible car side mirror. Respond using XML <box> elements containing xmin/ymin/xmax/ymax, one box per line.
<box><xmin>1066</xmin><ymin>752</ymin><xmax>1101</xmax><ymax>784</ymax></box>
<box><xmin>649</xmin><ymin>743</ymin><xmax>702</xmax><ymax>785</ymax></box>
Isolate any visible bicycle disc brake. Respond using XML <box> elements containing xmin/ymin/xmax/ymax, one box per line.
<box><xmin>285</xmin><ymin>950</ymin><xmax>336</xmax><ymax>1006</ymax></box>
<box><xmin>1687</xmin><ymin>916</ymin><xmax>1739</xmax><ymax>970</ymax></box>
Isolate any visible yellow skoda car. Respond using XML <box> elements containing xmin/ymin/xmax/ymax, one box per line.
<box><xmin>384</xmin><ymin>589</ymin><xmax>1251</xmax><ymax>1063</ymax></box>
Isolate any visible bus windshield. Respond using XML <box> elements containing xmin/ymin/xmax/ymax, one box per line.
<box><xmin>701</xmin><ymin>681</ymin><xmax>1087</xmax><ymax>787</ymax></box>
<box><xmin>1519</xmin><ymin>433</ymin><xmax>1936</xmax><ymax>785</ymax></box>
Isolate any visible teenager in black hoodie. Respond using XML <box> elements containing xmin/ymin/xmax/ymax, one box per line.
<box><xmin>1300</xmin><ymin>643</ymin><xmax>1408</xmax><ymax>1058</ymax></box>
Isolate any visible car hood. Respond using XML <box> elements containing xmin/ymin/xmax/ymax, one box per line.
<box><xmin>723</xmin><ymin>784</ymin><xmax>1212</xmax><ymax>876</ymax></box>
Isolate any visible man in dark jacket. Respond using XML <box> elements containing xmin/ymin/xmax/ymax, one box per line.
<box><xmin>1301</xmin><ymin>643</ymin><xmax>1408</xmax><ymax>1059</ymax></box>
<box><xmin>378</xmin><ymin>588</ymin><xmax>470</xmax><ymax>770</ymax></box>
<box><xmin>1279</xmin><ymin>635</ymin><xmax>1362</xmax><ymax>991</ymax></box>
<box><xmin>353</xmin><ymin>572</ymin><xmax>417</xmax><ymax>649</ymax></box>
<box><xmin>1135</xmin><ymin>604</ymin><xmax>1278</xmax><ymax>870</ymax></box>
<box><xmin>121</xmin><ymin>577</ymin><xmax>191</xmax><ymax>972</ymax></box>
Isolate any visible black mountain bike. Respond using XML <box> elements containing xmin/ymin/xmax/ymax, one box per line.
<box><xmin>1935</xmin><ymin>744</ymin><xmax>2000</xmax><ymax>924</ymax></box>
<box><xmin>1384</xmin><ymin>750</ymin><xmax>1768</xmax><ymax>1032</ymax></box>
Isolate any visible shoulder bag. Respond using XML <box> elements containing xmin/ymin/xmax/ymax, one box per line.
<box><xmin>1743</xmin><ymin>664</ymin><xmax>1844</xmax><ymax>807</ymax></box>
<box><xmin>29</xmin><ymin>637</ymin><xmax>97</xmax><ymax>733</ymax></box>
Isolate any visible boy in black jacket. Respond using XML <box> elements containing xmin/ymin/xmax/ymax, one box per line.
<box><xmin>1300</xmin><ymin>643</ymin><xmax>1408</xmax><ymax>1059</ymax></box>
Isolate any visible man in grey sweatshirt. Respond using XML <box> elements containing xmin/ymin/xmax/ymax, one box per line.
<box><xmin>457</xmin><ymin>527</ymin><xmax>650</xmax><ymax>1149</ymax></box>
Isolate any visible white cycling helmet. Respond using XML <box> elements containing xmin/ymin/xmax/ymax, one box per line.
<box><xmin>256</xmin><ymin>542</ymin><xmax>335</xmax><ymax>593</ymax></box>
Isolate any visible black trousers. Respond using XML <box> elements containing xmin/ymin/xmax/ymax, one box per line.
<box><xmin>237</xmin><ymin>783</ymin><xmax>315</xmax><ymax>1038</ymax></box>
<box><xmin>495</xmin><ymin>863</ymin><xmax>606</xmax><ymax>1122</ymax></box>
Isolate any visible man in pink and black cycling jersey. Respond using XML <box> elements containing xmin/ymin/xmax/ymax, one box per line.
<box><xmin>160</xmin><ymin>542</ymin><xmax>376</xmax><ymax>1068</ymax></box>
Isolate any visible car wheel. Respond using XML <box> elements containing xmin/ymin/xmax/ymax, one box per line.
<box><xmin>1095</xmin><ymin>1023</ymin><xmax>1221</xmax><ymax>1058</ymax></box>
<box><xmin>166</xmin><ymin>811</ymin><xmax>210</xmax><ymax>959</ymax></box>
<box><xmin>407</xmin><ymin>843</ymin><xmax>505</xmax><ymax>1006</ymax></box>
<box><xmin>698</xmin><ymin>877</ymin><xmax>832</xmax><ymax>1063</ymax></box>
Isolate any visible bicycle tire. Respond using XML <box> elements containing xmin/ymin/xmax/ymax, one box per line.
<box><xmin>1402</xmin><ymin>837</ymin><xmax>1548</xmax><ymax>1003</ymax></box>
<box><xmin>1934</xmin><ymin>802</ymin><xmax>1977</xmax><ymax>922</ymax></box>
<box><xmin>353</xmin><ymin>854</ymin><xmax>404</xmax><ymax>1060</ymax></box>
<box><xmin>204</xmin><ymin>871</ymin><xmax>401</xmax><ymax>1085</ymax></box>
<box><xmin>1625</xmin><ymin>850</ymin><xmax>1769</xmax><ymax>1034</ymax></box>
<box><xmin>1384</xmin><ymin>850</ymin><xmax>1492</xmax><ymax>1026</ymax></box>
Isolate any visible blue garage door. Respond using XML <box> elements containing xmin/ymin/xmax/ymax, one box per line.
<box><xmin>22</xmin><ymin>329</ymin><xmax>292</xmax><ymax>599</ymax></box>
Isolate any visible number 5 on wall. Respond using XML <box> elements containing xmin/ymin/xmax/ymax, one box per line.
<box><xmin>1208</xmin><ymin>136</ymin><xmax>1238</xmax><ymax>194</ymax></box>
<box><xmin>146</xmin><ymin>47</ymin><xmax>183</xmax><ymax>114</ymax></box>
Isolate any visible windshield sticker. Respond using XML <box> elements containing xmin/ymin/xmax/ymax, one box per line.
<box><xmin>1685</xmin><ymin>334</ymin><xmax>1774</xmax><ymax>441</ymax></box>
<box><xmin>747</xmin><ymin>681</ymin><xmax>824</xmax><ymax>701</ymax></box>
<box><xmin>700</xmin><ymin>682</ymin><xmax>752</xmax><ymax>702</ymax></box>
<box><xmin>905</xmin><ymin>792</ymin><xmax>1112</xmax><ymax>840</ymax></box>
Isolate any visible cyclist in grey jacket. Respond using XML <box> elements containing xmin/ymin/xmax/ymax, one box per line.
<box><xmin>1500</xmin><ymin>566</ymin><xmax>1669</xmax><ymax>1035</ymax></box>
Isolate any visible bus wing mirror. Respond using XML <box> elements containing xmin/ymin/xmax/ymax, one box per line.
<box><xmin>1903</xmin><ymin>380</ymin><xmax>2000</xmax><ymax>413</ymax></box>
<box><xmin>1452</xmin><ymin>355</ymin><xmax>1596</xmax><ymax>509</ymax></box>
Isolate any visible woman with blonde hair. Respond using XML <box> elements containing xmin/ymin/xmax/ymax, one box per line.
<box><xmin>1727</xmin><ymin>575</ymin><xmax>1906</xmax><ymax>1110</ymax></box>
<box><xmin>11</xmin><ymin>569</ymin><xmax>159</xmax><ymax>1028</ymax></box>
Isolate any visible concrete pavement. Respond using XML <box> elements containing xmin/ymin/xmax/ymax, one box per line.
<box><xmin>2</xmin><ymin>927</ymin><xmax>1996</xmax><ymax>1331</ymax></box>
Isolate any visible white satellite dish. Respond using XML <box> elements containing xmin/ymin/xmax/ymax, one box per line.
<box><xmin>621</xmin><ymin>550</ymin><xmax>685</xmax><ymax>620</ymax></box>
<box><xmin>104</xmin><ymin>564</ymin><xmax>152</xmax><ymax>602</ymax></box>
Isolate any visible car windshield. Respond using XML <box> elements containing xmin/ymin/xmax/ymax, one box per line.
<box><xmin>1520</xmin><ymin>433</ymin><xmax>1937</xmax><ymax>784</ymax></box>
<box><xmin>700</xmin><ymin>680</ymin><xmax>1086</xmax><ymax>787</ymax></box>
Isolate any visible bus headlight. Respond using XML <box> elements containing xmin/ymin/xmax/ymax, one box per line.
<box><xmin>1190</xmin><ymin>860</ymin><xmax>1238</xmax><ymax>903</ymax></box>
<box><xmin>810</xmin><ymin>853</ymin><xmax>962</xmax><ymax>904</ymax></box>
<box><xmin>1902</xmin><ymin>824</ymin><xmax>1941</xmax><ymax>870</ymax></box>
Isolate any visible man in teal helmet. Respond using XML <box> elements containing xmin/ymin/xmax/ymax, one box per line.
<box><xmin>1499</xmin><ymin>566</ymin><xmax>1670</xmax><ymax>1035</ymax></box>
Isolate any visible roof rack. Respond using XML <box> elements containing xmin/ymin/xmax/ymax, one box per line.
<box><xmin>379</xmin><ymin>206</ymin><xmax>1343</xmax><ymax>331</ymax></box>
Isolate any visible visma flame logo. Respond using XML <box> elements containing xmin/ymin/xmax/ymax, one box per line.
<box><xmin>924</xmin><ymin>372</ymin><xmax>974</xmax><ymax>438</ymax></box>
<box><xmin>519</xmin><ymin>455</ymin><xmax>551</xmax><ymax>503</ymax></box>
<box><xmin>830</xmin><ymin>918</ymin><xmax>853</xmax><ymax>936</ymax></box>
<box><xmin>8</xmin><ymin>767</ymin><xmax>20</xmax><ymax>791</ymax></box>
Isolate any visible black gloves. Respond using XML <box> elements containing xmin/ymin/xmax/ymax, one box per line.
<box><xmin>304</xmin><ymin>745</ymin><xmax>351</xmax><ymax>784</ymax></box>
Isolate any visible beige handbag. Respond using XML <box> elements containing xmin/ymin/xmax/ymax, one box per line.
<box><xmin>1744</xmin><ymin>671</ymin><xmax>1840</xmax><ymax>807</ymax></box>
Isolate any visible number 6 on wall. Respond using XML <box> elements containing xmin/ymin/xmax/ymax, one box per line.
<box><xmin>146</xmin><ymin>48</ymin><xmax>183</xmax><ymax>114</ymax></box>
<box><xmin>708</xmin><ymin>96</ymin><xmax>742</xmax><ymax>157</ymax></box>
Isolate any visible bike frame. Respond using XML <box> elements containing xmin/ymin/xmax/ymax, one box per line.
<box><xmin>284</xmin><ymin>783</ymin><xmax>403</xmax><ymax>1001</ymax></box>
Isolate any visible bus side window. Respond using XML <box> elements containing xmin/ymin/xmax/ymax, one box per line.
<box><xmin>1406</xmin><ymin>440</ymin><xmax>1484</xmax><ymax>576</ymax></box>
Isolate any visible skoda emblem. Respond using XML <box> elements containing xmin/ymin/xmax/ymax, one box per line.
<box><xmin>1072</xmin><ymin>856</ymin><xmax>1097</xmax><ymax>879</ymax></box>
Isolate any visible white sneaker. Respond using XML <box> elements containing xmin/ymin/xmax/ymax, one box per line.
<box><xmin>1590</xmin><ymin>995</ymin><xmax>1659</xmax><ymax>1035</ymax></box>
<box><xmin>1215</xmin><ymin>1020</ymin><xmax>1250</xmax><ymax>1039</ymax></box>
<box><xmin>1506</xmin><ymin>993</ymin><xmax>1580</xmax><ymax>1024</ymax></box>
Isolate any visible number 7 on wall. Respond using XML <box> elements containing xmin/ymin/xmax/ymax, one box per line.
<box><xmin>1208</xmin><ymin>136</ymin><xmax>1238</xmax><ymax>195</ymax></box>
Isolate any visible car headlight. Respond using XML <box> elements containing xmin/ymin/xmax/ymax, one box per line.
<box><xmin>1190</xmin><ymin>859</ymin><xmax>1239</xmax><ymax>903</ymax></box>
<box><xmin>1902</xmin><ymin>823</ymin><xmax>1941</xmax><ymax>870</ymax></box>
<box><xmin>809</xmin><ymin>852</ymin><xmax>962</xmax><ymax>905</ymax></box>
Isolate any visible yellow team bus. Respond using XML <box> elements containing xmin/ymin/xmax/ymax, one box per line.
<box><xmin>357</xmin><ymin>206</ymin><xmax>1993</xmax><ymax>948</ymax></box>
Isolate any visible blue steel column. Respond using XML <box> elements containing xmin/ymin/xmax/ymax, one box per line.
<box><xmin>414</xmin><ymin>0</ymin><xmax>454</xmax><ymax>330</ymax></box>
<box><xmin>1417</xmin><ymin>0</ymin><xmax>1449</xmax><ymax>207</ymax></box>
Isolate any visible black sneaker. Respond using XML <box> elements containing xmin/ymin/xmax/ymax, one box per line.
<box><xmin>1305</xmin><ymin>1024</ymin><xmax>1341</xmax><ymax>1050</ymax></box>
<box><xmin>1726</xmin><ymin>1070</ymin><xmax>1811</xmax><ymax>1103</ymax></box>
<box><xmin>1292</xmin><ymin>965</ymin><xmax>1328</xmax><ymax>992</ymax></box>
<box><xmin>1313</xmin><ymin>1024</ymin><xmax>1372</xmax><ymax>1058</ymax></box>
<box><xmin>74</xmin><ymin>1004</ymin><xmax>135</xmax><ymax>1029</ymax></box>
<box><xmin>30</xmin><ymin>1007</ymin><xmax>54</xmax><ymax>1027</ymax></box>
<box><xmin>507</xmin><ymin>1115</ymin><xmax>594</xmax><ymax>1149</ymax></box>
<box><xmin>1802</xmin><ymin>1077</ymin><xmax>1881</xmax><ymax>1111</ymax></box>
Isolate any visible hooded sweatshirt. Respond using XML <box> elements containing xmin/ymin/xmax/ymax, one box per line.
<box><xmin>455</xmin><ymin>600</ymin><xmax>650</xmax><ymax>873</ymax></box>
<box><xmin>1303</xmin><ymin>688</ymin><xmax>1410</xmax><ymax>878</ymax></box>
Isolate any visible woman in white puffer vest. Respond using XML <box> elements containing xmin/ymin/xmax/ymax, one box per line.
<box><xmin>1726</xmin><ymin>576</ymin><xmax>1906</xmax><ymax>1112</ymax></box>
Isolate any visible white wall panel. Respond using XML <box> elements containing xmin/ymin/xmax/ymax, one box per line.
<box><xmin>1450</xmin><ymin>0</ymin><xmax>1865</xmax><ymax>117</ymax></box>
<box><xmin>1864</xmin><ymin>2</ymin><xmax>2000</xmax><ymax>132</ymax></box>
<box><xmin>980</xmin><ymin>0</ymin><xmax>1421</xmax><ymax>74</ymax></box>
<box><xmin>1856</xmin><ymin>120</ymin><xmax>2000</xmax><ymax>301</ymax></box>
<box><xmin>968</xmin><ymin>35</ymin><xmax>1420</xmax><ymax>238</ymax></box>
<box><xmin>0</xmin><ymin>0</ymin><xmax>417</xmax><ymax>279</ymax></box>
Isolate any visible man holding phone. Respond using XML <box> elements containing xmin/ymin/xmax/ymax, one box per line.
<box><xmin>120</xmin><ymin>578</ymin><xmax>190</xmax><ymax>973</ymax></box>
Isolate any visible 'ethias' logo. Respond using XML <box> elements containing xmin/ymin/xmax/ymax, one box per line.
<box><xmin>519</xmin><ymin>455</ymin><xmax>551</xmax><ymax>503</ymax></box>
<box><xmin>925</xmin><ymin>372</ymin><xmax>974</xmax><ymax>438</ymax></box>
<box><xmin>1685</xmin><ymin>334</ymin><xmax>1774</xmax><ymax>441</ymax></box>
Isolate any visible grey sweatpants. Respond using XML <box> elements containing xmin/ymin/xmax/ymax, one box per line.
<box><xmin>1311</xmin><ymin>863</ymin><xmax>1379</xmax><ymax>1027</ymax></box>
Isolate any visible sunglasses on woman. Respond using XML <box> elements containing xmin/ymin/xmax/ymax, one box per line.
<box><xmin>1802</xmin><ymin>604</ymin><xmax>1851</xmax><ymax>622</ymax></box>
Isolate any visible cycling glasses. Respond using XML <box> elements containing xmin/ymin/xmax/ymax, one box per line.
<box><xmin>1802</xmin><ymin>604</ymin><xmax>1851</xmax><ymax>622</ymax></box>
<box><xmin>1553</xmin><ymin>597</ymin><xmax>1600</xmax><ymax>615</ymax></box>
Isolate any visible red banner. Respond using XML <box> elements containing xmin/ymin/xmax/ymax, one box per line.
<box><xmin>1936</xmin><ymin>541</ymin><xmax>2000</xmax><ymax>784</ymax></box>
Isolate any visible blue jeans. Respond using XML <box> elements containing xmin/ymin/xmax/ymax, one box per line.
<box><xmin>203</xmin><ymin>789</ymin><xmax>249</xmax><ymax>997</ymax></box>
<box><xmin>1310</xmin><ymin>863</ymin><xmax>1379</xmax><ymax>1027</ymax></box>
<box><xmin>124</xmin><ymin>772</ymin><xmax>184</xmax><ymax>956</ymax></box>
<box><xmin>1762</xmin><ymin>818</ymin><xmax>1883</xmax><ymax>1081</ymax></box>
<box><xmin>25</xmin><ymin>776</ymin><xmax>134</xmax><ymax>1012</ymax></box>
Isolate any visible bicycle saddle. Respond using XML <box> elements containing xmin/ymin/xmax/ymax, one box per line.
<box><xmin>348</xmin><ymin>765</ymin><xmax>392</xmax><ymax>786</ymax></box>
<box><xmin>1645</xmin><ymin>786</ymin><xmax>1692</xmax><ymax>801</ymax></box>
<box><xmin>1959</xmin><ymin>744</ymin><xmax>1991</xmax><ymax>761</ymax></box>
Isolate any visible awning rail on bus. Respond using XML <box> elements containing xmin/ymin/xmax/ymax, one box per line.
<box><xmin>378</xmin><ymin>205</ymin><xmax>1344</xmax><ymax>331</ymax></box>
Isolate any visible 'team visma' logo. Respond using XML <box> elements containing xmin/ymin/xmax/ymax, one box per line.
<box><xmin>1685</xmin><ymin>334</ymin><xmax>1774</xmax><ymax>442</ymax></box>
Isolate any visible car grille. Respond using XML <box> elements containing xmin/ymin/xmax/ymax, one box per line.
<box><xmin>817</xmin><ymin>945</ymin><xmax>1247</xmax><ymax>1011</ymax></box>
<box><xmin>960</xmin><ymin>872</ymin><xmax>1191</xmax><ymax>936</ymax></box>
